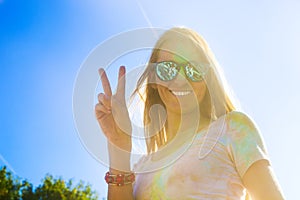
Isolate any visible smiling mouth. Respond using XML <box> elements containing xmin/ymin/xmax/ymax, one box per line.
<box><xmin>170</xmin><ymin>90</ymin><xmax>192</xmax><ymax>96</ymax></box>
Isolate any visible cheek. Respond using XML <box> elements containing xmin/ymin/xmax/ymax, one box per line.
<box><xmin>193</xmin><ymin>83</ymin><xmax>207</xmax><ymax>102</ymax></box>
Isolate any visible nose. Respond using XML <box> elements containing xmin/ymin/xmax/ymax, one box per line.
<box><xmin>172</xmin><ymin>67</ymin><xmax>189</xmax><ymax>87</ymax></box>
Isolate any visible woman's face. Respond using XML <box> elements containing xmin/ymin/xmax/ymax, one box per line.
<box><xmin>154</xmin><ymin>37</ymin><xmax>209</xmax><ymax>115</ymax></box>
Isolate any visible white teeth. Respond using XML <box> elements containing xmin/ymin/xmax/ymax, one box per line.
<box><xmin>171</xmin><ymin>90</ymin><xmax>192</xmax><ymax>96</ymax></box>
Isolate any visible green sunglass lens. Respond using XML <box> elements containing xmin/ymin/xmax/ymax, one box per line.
<box><xmin>185</xmin><ymin>64</ymin><xmax>204</xmax><ymax>81</ymax></box>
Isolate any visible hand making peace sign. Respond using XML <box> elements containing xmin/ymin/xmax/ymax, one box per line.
<box><xmin>95</xmin><ymin>66</ymin><xmax>132</xmax><ymax>152</ymax></box>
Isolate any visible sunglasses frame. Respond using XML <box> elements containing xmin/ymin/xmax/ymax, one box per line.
<box><xmin>154</xmin><ymin>61</ymin><xmax>209</xmax><ymax>82</ymax></box>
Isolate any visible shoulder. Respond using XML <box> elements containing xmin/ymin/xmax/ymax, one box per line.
<box><xmin>225</xmin><ymin>111</ymin><xmax>258</xmax><ymax>133</ymax></box>
<box><xmin>223</xmin><ymin>112</ymin><xmax>270</xmax><ymax>178</ymax></box>
<box><xmin>222</xmin><ymin>111</ymin><xmax>264</xmax><ymax>145</ymax></box>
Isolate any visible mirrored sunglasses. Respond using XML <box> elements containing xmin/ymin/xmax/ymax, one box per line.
<box><xmin>154</xmin><ymin>61</ymin><xmax>209</xmax><ymax>82</ymax></box>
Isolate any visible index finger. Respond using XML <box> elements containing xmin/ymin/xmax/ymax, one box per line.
<box><xmin>98</xmin><ymin>68</ymin><xmax>112</xmax><ymax>96</ymax></box>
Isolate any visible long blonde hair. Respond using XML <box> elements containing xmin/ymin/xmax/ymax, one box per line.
<box><xmin>132</xmin><ymin>27</ymin><xmax>237</xmax><ymax>153</ymax></box>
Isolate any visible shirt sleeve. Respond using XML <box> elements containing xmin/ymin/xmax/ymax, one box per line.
<box><xmin>225</xmin><ymin>111</ymin><xmax>270</xmax><ymax>178</ymax></box>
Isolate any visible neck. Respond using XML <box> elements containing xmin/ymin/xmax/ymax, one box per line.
<box><xmin>166</xmin><ymin>108</ymin><xmax>210</xmax><ymax>141</ymax></box>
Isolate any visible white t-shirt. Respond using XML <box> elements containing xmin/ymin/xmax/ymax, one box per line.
<box><xmin>133</xmin><ymin>111</ymin><xmax>269</xmax><ymax>200</ymax></box>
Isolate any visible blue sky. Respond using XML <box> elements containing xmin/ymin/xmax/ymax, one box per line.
<box><xmin>1</xmin><ymin>0</ymin><xmax>300</xmax><ymax>199</ymax></box>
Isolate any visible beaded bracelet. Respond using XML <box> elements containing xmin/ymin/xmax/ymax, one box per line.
<box><xmin>105</xmin><ymin>171</ymin><xmax>135</xmax><ymax>186</ymax></box>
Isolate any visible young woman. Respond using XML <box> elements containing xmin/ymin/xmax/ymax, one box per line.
<box><xmin>95</xmin><ymin>27</ymin><xmax>285</xmax><ymax>199</ymax></box>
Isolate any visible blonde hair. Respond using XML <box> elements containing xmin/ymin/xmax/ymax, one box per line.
<box><xmin>132</xmin><ymin>27</ymin><xmax>238</xmax><ymax>153</ymax></box>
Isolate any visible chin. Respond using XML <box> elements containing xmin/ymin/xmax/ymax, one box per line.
<box><xmin>169</xmin><ymin>103</ymin><xmax>200</xmax><ymax>115</ymax></box>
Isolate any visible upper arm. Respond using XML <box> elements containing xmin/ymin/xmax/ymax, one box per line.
<box><xmin>242</xmin><ymin>159</ymin><xmax>285</xmax><ymax>200</ymax></box>
<box><xmin>225</xmin><ymin>112</ymin><xmax>285</xmax><ymax>199</ymax></box>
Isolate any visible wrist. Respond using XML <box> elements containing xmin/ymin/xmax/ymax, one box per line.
<box><xmin>108</xmin><ymin>142</ymin><xmax>131</xmax><ymax>172</ymax></box>
<box><xmin>105</xmin><ymin>171</ymin><xmax>135</xmax><ymax>186</ymax></box>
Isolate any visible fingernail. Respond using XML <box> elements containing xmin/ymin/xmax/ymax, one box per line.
<box><xmin>98</xmin><ymin>68</ymin><xmax>104</xmax><ymax>74</ymax></box>
<box><xmin>120</xmin><ymin>66</ymin><xmax>125</xmax><ymax>72</ymax></box>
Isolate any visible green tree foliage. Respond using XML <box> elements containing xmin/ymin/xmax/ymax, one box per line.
<box><xmin>0</xmin><ymin>166</ymin><xmax>98</xmax><ymax>200</ymax></box>
<box><xmin>0</xmin><ymin>166</ymin><xmax>22</xmax><ymax>199</ymax></box>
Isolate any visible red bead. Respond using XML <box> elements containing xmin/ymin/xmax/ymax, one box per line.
<box><xmin>105</xmin><ymin>172</ymin><xmax>112</xmax><ymax>183</ymax></box>
<box><xmin>116</xmin><ymin>174</ymin><xmax>124</xmax><ymax>185</ymax></box>
<box><xmin>126</xmin><ymin>174</ymin><xmax>135</xmax><ymax>182</ymax></box>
